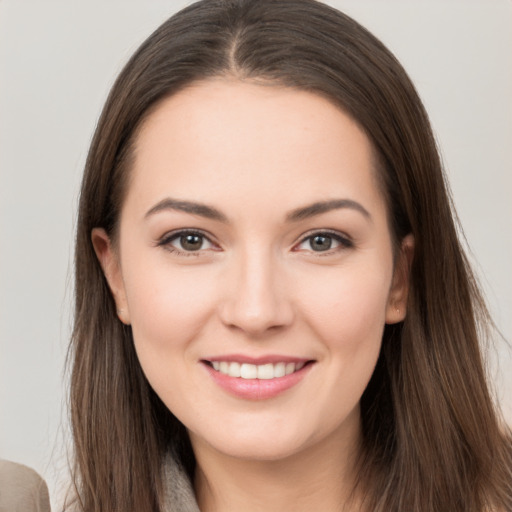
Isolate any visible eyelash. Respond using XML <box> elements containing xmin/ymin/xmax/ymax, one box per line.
<box><xmin>157</xmin><ymin>229</ymin><xmax>353</xmax><ymax>258</ymax></box>
<box><xmin>294</xmin><ymin>229</ymin><xmax>353</xmax><ymax>256</ymax></box>
<box><xmin>157</xmin><ymin>229</ymin><xmax>214</xmax><ymax>257</ymax></box>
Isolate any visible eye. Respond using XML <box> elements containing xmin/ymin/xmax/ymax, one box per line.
<box><xmin>295</xmin><ymin>231</ymin><xmax>353</xmax><ymax>254</ymax></box>
<box><xmin>158</xmin><ymin>230</ymin><xmax>216</xmax><ymax>256</ymax></box>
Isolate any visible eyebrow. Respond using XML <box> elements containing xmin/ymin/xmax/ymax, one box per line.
<box><xmin>145</xmin><ymin>197</ymin><xmax>371</xmax><ymax>223</ymax></box>
<box><xmin>145</xmin><ymin>198</ymin><xmax>228</xmax><ymax>222</ymax></box>
<box><xmin>286</xmin><ymin>199</ymin><xmax>371</xmax><ymax>222</ymax></box>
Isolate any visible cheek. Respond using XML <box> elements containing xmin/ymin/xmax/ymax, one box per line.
<box><xmin>123</xmin><ymin>259</ymin><xmax>217</xmax><ymax>358</ymax></box>
<box><xmin>293</xmin><ymin>266</ymin><xmax>391</xmax><ymax>426</ymax></box>
<box><xmin>297</xmin><ymin>262</ymin><xmax>391</xmax><ymax>359</ymax></box>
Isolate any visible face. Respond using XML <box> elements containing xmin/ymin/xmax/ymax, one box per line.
<box><xmin>93</xmin><ymin>80</ymin><xmax>411</xmax><ymax>462</ymax></box>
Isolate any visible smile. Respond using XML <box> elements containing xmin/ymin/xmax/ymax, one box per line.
<box><xmin>210</xmin><ymin>361</ymin><xmax>306</xmax><ymax>379</ymax></box>
<box><xmin>202</xmin><ymin>358</ymin><xmax>315</xmax><ymax>400</ymax></box>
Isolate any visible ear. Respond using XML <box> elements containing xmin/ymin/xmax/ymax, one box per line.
<box><xmin>385</xmin><ymin>234</ymin><xmax>414</xmax><ymax>324</ymax></box>
<box><xmin>91</xmin><ymin>228</ymin><xmax>131</xmax><ymax>325</ymax></box>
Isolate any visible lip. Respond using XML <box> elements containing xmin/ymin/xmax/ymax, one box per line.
<box><xmin>201</xmin><ymin>356</ymin><xmax>315</xmax><ymax>400</ymax></box>
<box><xmin>205</xmin><ymin>354</ymin><xmax>310</xmax><ymax>365</ymax></box>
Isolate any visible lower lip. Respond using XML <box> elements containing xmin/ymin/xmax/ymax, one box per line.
<box><xmin>202</xmin><ymin>362</ymin><xmax>313</xmax><ymax>400</ymax></box>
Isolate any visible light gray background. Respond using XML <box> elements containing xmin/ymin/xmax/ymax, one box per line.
<box><xmin>1</xmin><ymin>1</ymin><xmax>511</xmax><ymax>508</ymax></box>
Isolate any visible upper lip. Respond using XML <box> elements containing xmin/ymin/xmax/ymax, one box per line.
<box><xmin>203</xmin><ymin>354</ymin><xmax>313</xmax><ymax>365</ymax></box>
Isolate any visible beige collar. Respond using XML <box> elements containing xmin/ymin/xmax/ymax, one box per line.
<box><xmin>162</xmin><ymin>454</ymin><xmax>201</xmax><ymax>512</ymax></box>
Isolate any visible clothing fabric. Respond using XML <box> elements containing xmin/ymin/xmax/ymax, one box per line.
<box><xmin>0</xmin><ymin>455</ymin><xmax>197</xmax><ymax>512</ymax></box>
<box><xmin>162</xmin><ymin>454</ymin><xmax>200</xmax><ymax>512</ymax></box>
<box><xmin>0</xmin><ymin>459</ymin><xmax>51</xmax><ymax>512</ymax></box>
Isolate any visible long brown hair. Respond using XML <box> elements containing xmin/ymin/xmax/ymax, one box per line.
<box><xmin>68</xmin><ymin>1</ymin><xmax>512</xmax><ymax>510</ymax></box>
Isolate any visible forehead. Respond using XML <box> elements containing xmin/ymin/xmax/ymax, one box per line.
<box><xmin>126</xmin><ymin>79</ymin><xmax>386</xmax><ymax>223</ymax></box>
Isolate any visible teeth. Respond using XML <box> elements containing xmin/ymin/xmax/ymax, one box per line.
<box><xmin>274</xmin><ymin>362</ymin><xmax>286</xmax><ymax>378</ymax></box>
<box><xmin>240</xmin><ymin>363</ymin><xmax>258</xmax><ymax>379</ymax></box>
<box><xmin>211</xmin><ymin>361</ymin><xmax>306</xmax><ymax>379</ymax></box>
<box><xmin>228</xmin><ymin>362</ymin><xmax>241</xmax><ymax>377</ymax></box>
<box><xmin>257</xmin><ymin>363</ymin><xmax>274</xmax><ymax>380</ymax></box>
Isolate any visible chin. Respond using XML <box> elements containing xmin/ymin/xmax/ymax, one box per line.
<box><xmin>211</xmin><ymin>440</ymin><xmax>306</xmax><ymax>462</ymax></box>
<box><xmin>188</xmin><ymin>420</ymin><xmax>323</xmax><ymax>463</ymax></box>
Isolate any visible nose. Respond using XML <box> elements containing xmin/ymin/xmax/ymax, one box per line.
<box><xmin>218</xmin><ymin>248</ymin><xmax>295</xmax><ymax>337</ymax></box>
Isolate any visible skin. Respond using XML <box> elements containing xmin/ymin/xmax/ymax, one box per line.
<box><xmin>93</xmin><ymin>79</ymin><xmax>413</xmax><ymax>512</ymax></box>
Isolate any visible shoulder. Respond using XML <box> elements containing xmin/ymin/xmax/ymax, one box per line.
<box><xmin>0</xmin><ymin>459</ymin><xmax>51</xmax><ymax>512</ymax></box>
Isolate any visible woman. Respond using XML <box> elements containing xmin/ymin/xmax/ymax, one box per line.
<box><xmin>68</xmin><ymin>0</ymin><xmax>512</xmax><ymax>511</ymax></box>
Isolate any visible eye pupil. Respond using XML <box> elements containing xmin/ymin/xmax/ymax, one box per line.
<box><xmin>181</xmin><ymin>234</ymin><xmax>203</xmax><ymax>251</ymax></box>
<box><xmin>310</xmin><ymin>235</ymin><xmax>332</xmax><ymax>251</ymax></box>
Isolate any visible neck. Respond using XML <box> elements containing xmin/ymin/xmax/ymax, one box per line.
<box><xmin>191</xmin><ymin>410</ymin><xmax>364</xmax><ymax>512</ymax></box>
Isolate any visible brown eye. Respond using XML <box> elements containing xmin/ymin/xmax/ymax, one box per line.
<box><xmin>179</xmin><ymin>233</ymin><xmax>204</xmax><ymax>251</ymax></box>
<box><xmin>158</xmin><ymin>230</ymin><xmax>215</xmax><ymax>255</ymax></box>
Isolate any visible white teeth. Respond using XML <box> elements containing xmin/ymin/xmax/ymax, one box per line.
<box><xmin>274</xmin><ymin>362</ymin><xmax>286</xmax><ymax>378</ymax></box>
<box><xmin>240</xmin><ymin>363</ymin><xmax>258</xmax><ymax>379</ymax></box>
<box><xmin>211</xmin><ymin>361</ymin><xmax>307</xmax><ymax>379</ymax></box>
<box><xmin>228</xmin><ymin>362</ymin><xmax>241</xmax><ymax>377</ymax></box>
<box><xmin>257</xmin><ymin>363</ymin><xmax>274</xmax><ymax>380</ymax></box>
